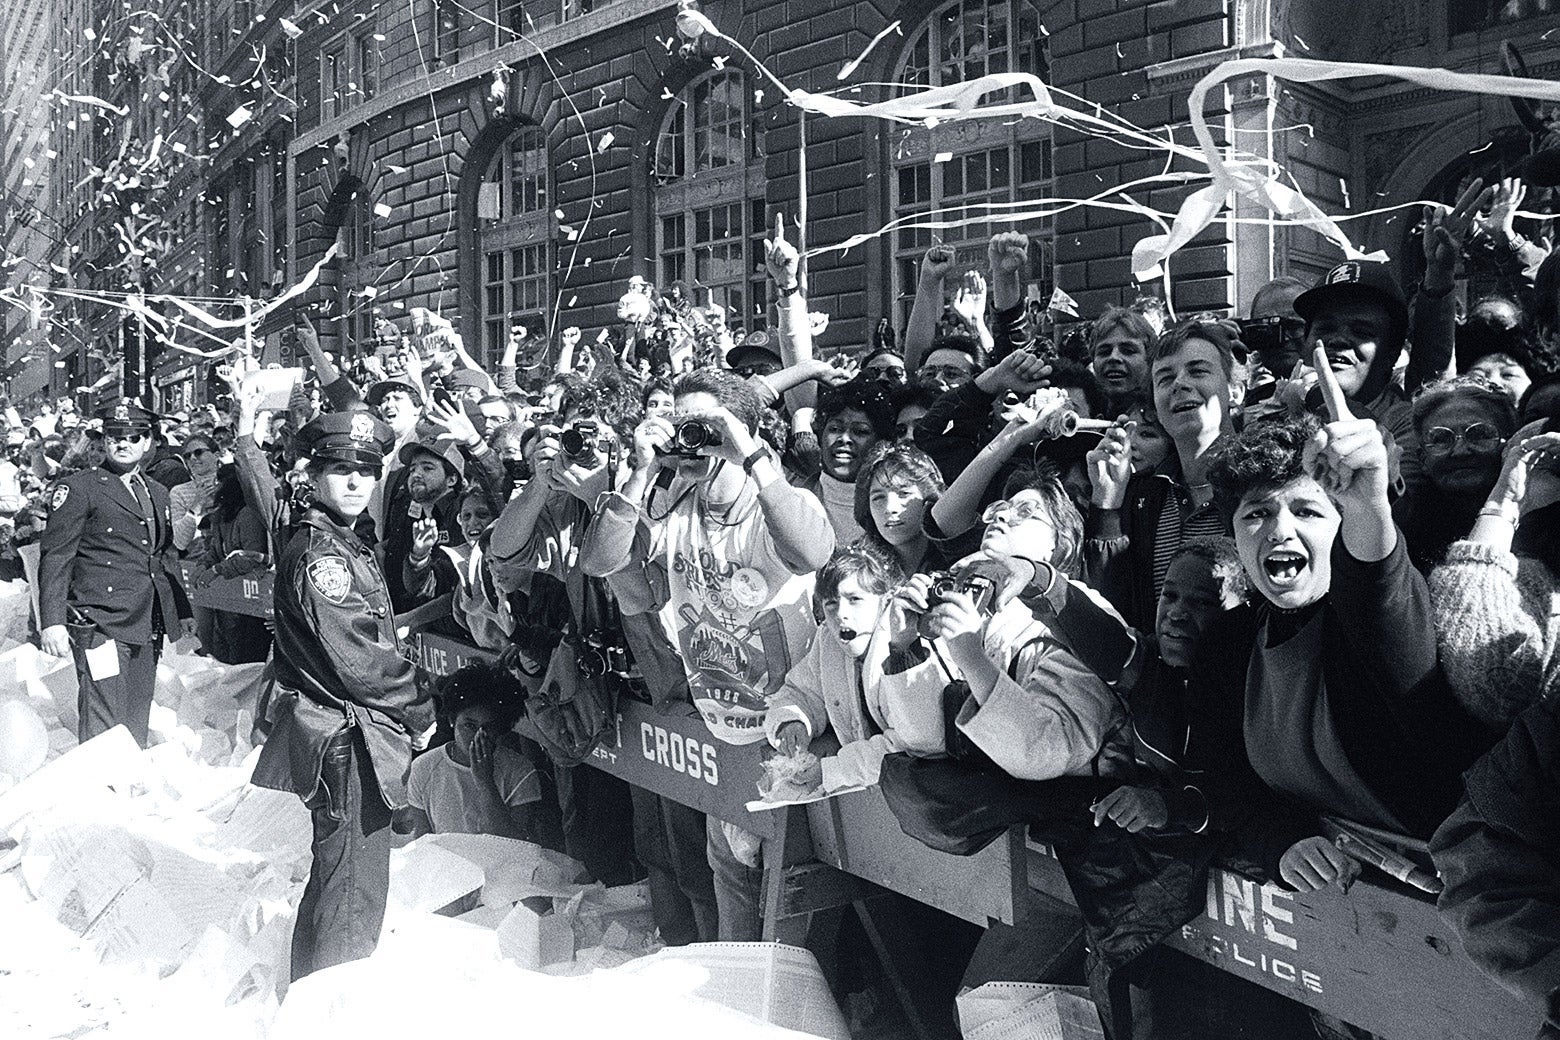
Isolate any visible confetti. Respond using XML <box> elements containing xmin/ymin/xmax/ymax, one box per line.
<box><xmin>597</xmin><ymin>131</ymin><xmax>615</xmax><ymax>152</ymax></box>
<box><xmin>225</xmin><ymin>105</ymin><xmax>251</xmax><ymax>128</ymax></box>
<box><xmin>373</xmin><ymin>202</ymin><xmax>392</xmax><ymax>218</ymax></box>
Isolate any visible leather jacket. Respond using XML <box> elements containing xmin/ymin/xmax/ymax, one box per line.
<box><xmin>252</xmin><ymin>505</ymin><xmax>433</xmax><ymax>807</ymax></box>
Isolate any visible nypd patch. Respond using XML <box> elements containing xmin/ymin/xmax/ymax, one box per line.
<box><xmin>307</xmin><ymin>557</ymin><xmax>353</xmax><ymax>604</ymax></box>
<box><xmin>50</xmin><ymin>485</ymin><xmax>69</xmax><ymax>511</ymax></box>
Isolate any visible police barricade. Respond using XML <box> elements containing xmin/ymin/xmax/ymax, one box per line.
<box><xmin>179</xmin><ymin>562</ymin><xmax>274</xmax><ymax>618</ymax></box>
<box><xmin>197</xmin><ymin>585</ymin><xmax>1523</xmax><ymax>1039</ymax></box>
<box><xmin>1026</xmin><ymin>844</ymin><xmax>1534</xmax><ymax>1040</ymax></box>
<box><xmin>409</xmin><ymin>631</ymin><xmax>780</xmax><ymax>841</ymax></box>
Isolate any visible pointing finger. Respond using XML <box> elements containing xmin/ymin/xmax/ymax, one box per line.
<box><xmin>773</xmin><ymin>211</ymin><xmax>785</xmax><ymax>244</ymax></box>
<box><xmin>1311</xmin><ymin>344</ymin><xmax>1354</xmax><ymax>423</ymax></box>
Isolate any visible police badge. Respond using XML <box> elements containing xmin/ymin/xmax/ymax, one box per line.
<box><xmin>349</xmin><ymin>413</ymin><xmax>375</xmax><ymax>443</ymax></box>
<box><xmin>306</xmin><ymin>557</ymin><xmax>353</xmax><ymax>604</ymax></box>
<box><xmin>50</xmin><ymin>485</ymin><xmax>68</xmax><ymax>510</ymax></box>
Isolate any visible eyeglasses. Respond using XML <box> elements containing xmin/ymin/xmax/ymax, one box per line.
<box><xmin>920</xmin><ymin>364</ymin><xmax>972</xmax><ymax>381</ymax></box>
<box><xmin>185</xmin><ymin>447</ymin><xmax>212</xmax><ymax>459</ymax></box>
<box><xmin>865</xmin><ymin>364</ymin><xmax>906</xmax><ymax>383</ymax></box>
<box><xmin>1422</xmin><ymin>423</ymin><xmax>1504</xmax><ymax>455</ymax></box>
<box><xmin>981</xmin><ymin>498</ymin><xmax>1053</xmax><ymax>525</ymax></box>
<box><xmin>106</xmin><ymin>431</ymin><xmax>147</xmax><ymax>444</ymax></box>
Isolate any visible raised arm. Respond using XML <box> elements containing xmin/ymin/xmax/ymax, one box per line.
<box><xmin>767</xmin><ymin>214</ymin><xmax>817</xmax><ymax>423</ymax></box>
<box><xmin>904</xmin><ymin>245</ymin><xmax>955</xmax><ymax>371</ymax></box>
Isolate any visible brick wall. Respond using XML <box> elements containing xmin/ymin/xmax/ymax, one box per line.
<box><xmin>290</xmin><ymin>0</ymin><xmax>1265</xmax><ymax>361</ymax></box>
<box><xmin>1049</xmin><ymin>0</ymin><xmax>1238</xmax><ymax>317</ymax></box>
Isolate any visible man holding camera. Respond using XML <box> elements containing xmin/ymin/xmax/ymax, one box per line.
<box><xmin>581</xmin><ymin>367</ymin><xmax>835</xmax><ymax>940</ymax></box>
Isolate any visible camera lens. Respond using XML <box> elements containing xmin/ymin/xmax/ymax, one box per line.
<box><xmin>675</xmin><ymin>420</ymin><xmax>710</xmax><ymax>452</ymax></box>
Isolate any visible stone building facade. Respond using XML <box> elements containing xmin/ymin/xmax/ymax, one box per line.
<box><xmin>29</xmin><ymin>1</ymin><xmax>1560</xmax><ymax>406</ymax></box>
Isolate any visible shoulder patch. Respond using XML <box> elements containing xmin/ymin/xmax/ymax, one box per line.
<box><xmin>51</xmin><ymin>485</ymin><xmax>69</xmax><ymax>510</ymax></box>
<box><xmin>306</xmin><ymin>556</ymin><xmax>353</xmax><ymax>604</ymax></box>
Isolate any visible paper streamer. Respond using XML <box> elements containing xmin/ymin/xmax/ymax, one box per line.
<box><xmin>1138</xmin><ymin>57</ymin><xmax>1560</xmax><ymax>276</ymax></box>
<box><xmin>678</xmin><ymin>10</ymin><xmax>1560</xmax><ymax>279</ymax></box>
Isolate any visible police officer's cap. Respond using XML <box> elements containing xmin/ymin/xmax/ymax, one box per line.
<box><xmin>296</xmin><ymin>412</ymin><xmax>394</xmax><ymax>468</ymax></box>
<box><xmin>97</xmin><ymin>399</ymin><xmax>160</xmax><ymax>436</ymax></box>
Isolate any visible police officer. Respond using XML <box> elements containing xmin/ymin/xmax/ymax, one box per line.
<box><xmin>250</xmin><ymin>410</ymin><xmax>435</xmax><ymax>980</ymax></box>
<box><xmin>38</xmin><ymin>400</ymin><xmax>194</xmax><ymax>747</ymax></box>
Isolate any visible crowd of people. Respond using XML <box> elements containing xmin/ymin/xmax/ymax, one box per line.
<box><xmin>18</xmin><ymin>174</ymin><xmax>1560</xmax><ymax>1038</ymax></box>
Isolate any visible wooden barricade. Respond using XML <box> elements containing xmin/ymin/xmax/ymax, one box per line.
<box><xmin>217</xmin><ymin>586</ymin><xmax>1536</xmax><ymax>1040</ymax></box>
<box><xmin>1027</xmin><ymin>845</ymin><xmax>1536</xmax><ymax>1040</ymax></box>
<box><xmin>179</xmin><ymin>563</ymin><xmax>273</xmax><ymax>618</ymax></box>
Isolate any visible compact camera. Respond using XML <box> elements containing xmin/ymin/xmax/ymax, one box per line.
<box><xmin>576</xmin><ymin>632</ymin><xmax>631</xmax><ymax>679</ymax></box>
<box><xmin>917</xmin><ymin>571</ymin><xmax>998</xmax><ymax>638</ymax></box>
<box><xmin>661</xmin><ymin>418</ymin><xmax>723</xmax><ymax>458</ymax></box>
<box><xmin>560</xmin><ymin>420</ymin><xmax>603</xmax><ymax>466</ymax></box>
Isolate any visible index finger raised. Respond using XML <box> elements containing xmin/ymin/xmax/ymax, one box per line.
<box><xmin>1311</xmin><ymin>344</ymin><xmax>1354</xmax><ymax>422</ymax></box>
<box><xmin>772</xmin><ymin>211</ymin><xmax>786</xmax><ymax>244</ymax></box>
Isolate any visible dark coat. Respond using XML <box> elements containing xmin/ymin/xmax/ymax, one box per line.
<box><xmin>1433</xmin><ymin>693</ymin><xmax>1560</xmax><ymax>1033</ymax></box>
<box><xmin>38</xmin><ymin>465</ymin><xmax>191</xmax><ymax>644</ymax></box>
<box><xmin>251</xmin><ymin>506</ymin><xmax>434</xmax><ymax>808</ymax></box>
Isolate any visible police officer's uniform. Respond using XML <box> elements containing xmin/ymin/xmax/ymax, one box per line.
<box><xmin>38</xmin><ymin>402</ymin><xmax>192</xmax><ymax>747</ymax></box>
<box><xmin>250</xmin><ymin>411</ymin><xmax>434</xmax><ymax>980</ymax></box>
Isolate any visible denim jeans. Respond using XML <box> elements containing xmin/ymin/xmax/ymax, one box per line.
<box><xmin>706</xmin><ymin>822</ymin><xmax>765</xmax><ymax>941</ymax></box>
<box><xmin>631</xmin><ymin>786</ymin><xmax>717</xmax><ymax>945</ymax></box>
<box><xmin>290</xmin><ymin>727</ymin><xmax>393</xmax><ymax>982</ymax></box>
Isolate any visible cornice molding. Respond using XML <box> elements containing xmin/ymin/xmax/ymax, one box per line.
<box><xmin>290</xmin><ymin>0</ymin><xmax>680</xmax><ymax>159</ymax></box>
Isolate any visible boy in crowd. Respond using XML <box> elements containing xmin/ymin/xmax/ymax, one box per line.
<box><xmin>399</xmin><ymin>662</ymin><xmax>554</xmax><ymax>844</ymax></box>
<box><xmin>580</xmin><ymin>367</ymin><xmax>834</xmax><ymax>940</ymax></box>
<box><xmin>766</xmin><ymin>543</ymin><xmax>906</xmax><ymax>793</ymax></box>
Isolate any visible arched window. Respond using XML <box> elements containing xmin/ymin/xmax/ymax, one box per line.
<box><xmin>334</xmin><ymin>185</ymin><xmax>376</xmax><ymax>355</ymax></box>
<box><xmin>891</xmin><ymin>0</ymin><xmax>1052</xmax><ymax>326</ymax></box>
<box><xmin>654</xmin><ymin>70</ymin><xmax>768</xmax><ymax>334</ymax></box>
<box><xmin>477</xmin><ymin>125</ymin><xmax>551</xmax><ymax>368</ymax></box>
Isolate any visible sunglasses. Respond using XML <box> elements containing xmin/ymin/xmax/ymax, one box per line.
<box><xmin>105</xmin><ymin>430</ymin><xmax>148</xmax><ymax>444</ymax></box>
<box><xmin>981</xmin><ymin>498</ymin><xmax>1052</xmax><ymax>525</ymax></box>
<box><xmin>186</xmin><ymin>447</ymin><xmax>212</xmax><ymax>458</ymax></box>
<box><xmin>1422</xmin><ymin>423</ymin><xmax>1504</xmax><ymax>455</ymax></box>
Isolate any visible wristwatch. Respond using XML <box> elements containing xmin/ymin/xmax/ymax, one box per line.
<box><xmin>742</xmin><ymin>446</ymin><xmax>770</xmax><ymax>474</ymax></box>
<box><xmin>777</xmin><ymin>282</ymin><xmax>802</xmax><ymax>298</ymax></box>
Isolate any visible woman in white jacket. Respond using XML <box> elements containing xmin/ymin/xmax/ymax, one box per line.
<box><xmin>868</xmin><ymin>469</ymin><xmax>1128</xmax><ymax>782</ymax></box>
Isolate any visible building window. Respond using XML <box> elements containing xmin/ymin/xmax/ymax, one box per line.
<box><xmin>357</xmin><ymin>34</ymin><xmax>379</xmax><ymax>102</ymax></box>
<box><xmin>890</xmin><ymin>0</ymin><xmax>1052</xmax><ymax>327</ymax></box>
<box><xmin>433</xmin><ymin>0</ymin><xmax>461</xmax><ymax>66</ymax></box>
<box><xmin>478</xmin><ymin>126</ymin><xmax>553</xmax><ymax>367</ymax></box>
<box><xmin>1450</xmin><ymin>1</ymin><xmax>1560</xmax><ymax>35</ymax></box>
<box><xmin>653</xmin><ymin>70</ymin><xmax>768</xmax><ymax>334</ymax></box>
<box><xmin>334</xmin><ymin>187</ymin><xmax>376</xmax><ymax>353</ymax></box>
<box><xmin>494</xmin><ymin>0</ymin><xmax>525</xmax><ymax>41</ymax></box>
<box><xmin>321</xmin><ymin>46</ymin><xmax>344</xmax><ymax>120</ymax></box>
